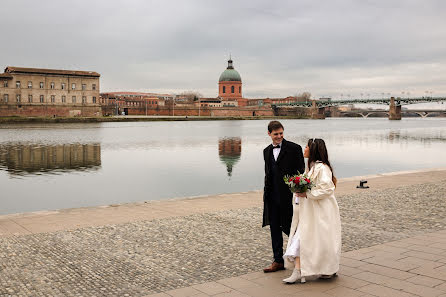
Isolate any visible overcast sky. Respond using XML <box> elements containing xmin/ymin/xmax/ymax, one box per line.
<box><xmin>1</xmin><ymin>0</ymin><xmax>445</xmax><ymax>99</ymax></box>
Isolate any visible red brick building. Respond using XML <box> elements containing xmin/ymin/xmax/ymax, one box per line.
<box><xmin>218</xmin><ymin>59</ymin><xmax>244</xmax><ymax>104</ymax></box>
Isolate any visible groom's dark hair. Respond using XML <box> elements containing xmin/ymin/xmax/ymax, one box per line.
<box><xmin>268</xmin><ymin>121</ymin><xmax>284</xmax><ymax>133</ymax></box>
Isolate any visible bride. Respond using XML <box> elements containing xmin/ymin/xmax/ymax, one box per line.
<box><xmin>282</xmin><ymin>138</ymin><xmax>342</xmax><ymax>284</ymax></box>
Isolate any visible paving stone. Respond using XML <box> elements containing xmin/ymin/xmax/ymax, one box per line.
<box><xmin>165</xmin><ymin>286</ymin><xmax>202</xmax><ymax>297</ymax></box>
<box><xmin>362</xmin><ymin>257</ymin><xmax>419</xmax><ymax>271</ymax></box>
<box><xmin>331</xmin><ymin>275</ymin><xmax>370</xmax><ymax>289</ymax></box>
<box><xmin>192</xmin><ymin>282</ymin><xmax>232</xmax><ymax>295</ymax></box>
<box><xmin>359</xmin><ymin>264</ymin><xmax>415</xmax><ymax>280</ymax></box>
<box><xmin>357</xmin><ymin>284</ymin><xmax>416</xmax><ymax>297</ymax></box>
<box><xmin>397</xmin><ymin>256</ymin><xmax>444</xmax><ymax>269</ymax></box>
<box><xmin>216</xmin><ymin>277</ymin><xmax>256</xmax><ymax>290</ymax></box>
<box><xmin>0</xmin><ymin>180</ymin><xmax>445</xmax><ymax>296</ymax></box>
<box><xmin>324</xmin><ymin>286</ymin><xmax>364</xmax><ymax>297</ymax></box>
<box><xmin>338</xmin><ymin>265</ymin><xmax>365</xmax><ymax>277</ymax></box>
<box><xmin>403</xmin><ymin>250</ymin><xmax>445</xmax><ymax>261</ymax></box>
<box><xmin>406</xmin><ymin>275</ymin><xmax>444</xmax><ymax>288</ymax></box>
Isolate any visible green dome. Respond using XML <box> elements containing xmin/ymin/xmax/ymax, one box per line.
<box><xmin>219</xmin><ymin>59</ymin><xmax>242</xmax><ymax>82</ymax></box>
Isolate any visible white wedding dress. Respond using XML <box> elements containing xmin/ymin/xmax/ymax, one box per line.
<box><xmin>283</xmin><ymin>195</ymin><xmax>300</xmax><ymax>262</ymax></box>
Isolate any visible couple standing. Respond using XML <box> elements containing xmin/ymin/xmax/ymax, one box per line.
<box><xmin>262</xmin><ymin>121</ymin><xmax>341</xmax><ymax>284</ymax></box>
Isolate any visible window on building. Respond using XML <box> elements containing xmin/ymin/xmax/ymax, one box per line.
<box><xmin>28</xmin><ymin>95</ymin><xmax>33</xmax><ymax>102</ymax></box>
<box><xmin>92</xmin><ymin>84</ymin><xmax>96</xmax><ymax>90</ymax></box>
<box><xmin>50</xmin><ymin>82</ymin><xmax>55</xmax><ymax>89</ymax></box>
<box><xmin>223</xmin><ymin>86</ymin><xmax>226</xmax><ymax>93</ymax></box>
<box><xmin>71</xmin><ymin>83</ymin><xmax>76</xmax><ymax>90</ymax></box>
<box><xmin>16</xmin><ymin>81</ymin><xmax>21</xmax><ymax>88</ymax></box>
<box><xmin>3</xmin><ymin>81</ymin><xmax>8</xmax><ymax>88</ymax></box>
<box><xmin>28</xmin><ymin>81</ymin><xmax>32</xmax><ymax>89</ymax></box>
<box><xmin>40</xmin><ymin>82</ymin><xmax>44</xmax><ymax>89</ymax></box>
<box><xmin>92</xmin><ymin>96</ymin><xmax>96</xmax><ymax>103</ymax></box>
<box><xmin>81</xmin><ymin>84</ymin><xmax>86</xmax><ymax>91</ymax></box>
<box><xmin>61</xmin><ymin>83</ymin><xmax>66</xmax><ymax>90</ymax></box>
<box><xmin>16</xmin><ymin>94</ymin><xmax>21</xmax><ymax>102</ymax></box>
<box><xmin>239</xmin><ymin>86</ymin><xmax>241</xmax><ymax>93</ymax></box>
<box><xmin>82</xmin><ymin>96</ymin><xmax>86</xmax><ymax>103</ymax></box>
<box><xmin>51</xmin><ymin>95</ymin><xmax>55</xmax><ymax>103</ymax></box>
<box><xmin>40</xmin><ymin>95</ymin><xmax>44</xmax><ymax>103</ymax></box>
<box><xmin>231</xmin><ymin>86</ymin><xmax>234</xmax><ymax>93</ymax></box>
<box><xmin>62</xmin><ymin>95</ymin><xmax>66</xmax><ymax>103</ymax></box>
<box><xmin>3</xmin><ymin>94</ymin><xmax>8</xmax><ymax>102</ymax></box>
<box><xmin>72</xmin><ymin>96</ymin><xmax>76</xmax><ymax>103</ymax></box>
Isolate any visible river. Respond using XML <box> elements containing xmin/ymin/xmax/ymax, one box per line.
<box><xmin>0</xmin><ymin>118</ymin><xmax>445</xmax><ymax>215</ymax></box>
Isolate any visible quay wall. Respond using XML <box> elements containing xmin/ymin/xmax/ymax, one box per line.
<box><xmin>0</xmin><ymin>104</ymin><xmax>102</xmax><ymax>117</ymax></box>
<box><xmin>102</xmin><ymin>105</ymin><xmax>275</xmax><ymax>117</ymax></box>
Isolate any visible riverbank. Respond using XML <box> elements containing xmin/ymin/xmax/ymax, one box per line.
<box><xmin>1</xmin><ymin>167</ymin><xmax>445</xmax><ymax>236</ymax></box>
<box><xmin>0</xmin><ymin>168</ymin><xmax>445</xmax><ymax>296</ymax></box>
<box><xmin>1</xmin><ymin>167</ymin><xmax>446</xmax><ymax>297</ymax></box>
<box><xmin>0</xmin><ymin>115</ymin><xmax>310</xmax><ymax>123</ymax></box>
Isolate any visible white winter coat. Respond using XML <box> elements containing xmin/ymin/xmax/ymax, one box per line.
<box><xmin>285</xmin><ymin>161</ymin><xmax>342</xmax><ymax>277</ymax></box>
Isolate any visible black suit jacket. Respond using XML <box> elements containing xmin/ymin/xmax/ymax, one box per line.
<box><xmin>262</xmin><ymin>139</ymin><xmax>305</xmax><ymax>235</ymax></box>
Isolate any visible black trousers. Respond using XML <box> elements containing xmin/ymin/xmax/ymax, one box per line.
<box><xmin>268</xmin><ymin>200</ymin><xmax>284</xmax><ymax>263</ymax></box>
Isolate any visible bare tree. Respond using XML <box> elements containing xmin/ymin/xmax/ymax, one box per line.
<box><xmin>178</xmin><ymin>91</ymin><xmax>203</xmax><ymax>102</ymax></box>
<box><xmin>297</xmin><ymin>92</ymin><xmax>311</xmax><ymax>100</ymax></box>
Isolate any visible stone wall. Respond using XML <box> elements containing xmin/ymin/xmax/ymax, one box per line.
<box><xmin>102</xmin><ymin>105</ymin><xmax>274</xmax><ymax>117</ymax></box>
<box><xmin>272</xmin><ymin>106</ymin><xmax>309</xmax><ymax>117</ymax></box>
<box><xmin>0</xmin><ymin>104</ymin><xmax>102</xmax><ymax>117</ymax></box>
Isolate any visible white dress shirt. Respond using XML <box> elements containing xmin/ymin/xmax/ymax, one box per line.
<box><xmin>272</xmin><ymin>142</ymin><xmax>282</xmax><ymax>161</ymax></box>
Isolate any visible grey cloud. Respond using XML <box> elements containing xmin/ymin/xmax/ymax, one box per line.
<box><xmin>1</xmin><ymin>0</ymin><xmax>445</xmax><ymax>98</ymax></box>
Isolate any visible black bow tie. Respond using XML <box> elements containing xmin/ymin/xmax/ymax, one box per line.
<box><xmin>273</xmin><ymin>145</ymin><xmax>281</xmax><ymax>149</ymax></box>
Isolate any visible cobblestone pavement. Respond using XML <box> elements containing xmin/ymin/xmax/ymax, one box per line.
<box><xmin>0</xmin><ymin>180</ymin><xmax>445</xmax><ymax>297</ymax></box>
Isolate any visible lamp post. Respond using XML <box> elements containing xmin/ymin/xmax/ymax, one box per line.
<box><xmin>198</xmin><ymin>98</ymin><xmax>201</xmax><ymax>117</ymax></box>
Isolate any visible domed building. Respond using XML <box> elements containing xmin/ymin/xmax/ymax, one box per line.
<box><xmin>218</xmin><ymin>58</ymin><xmax>242</xmax><ymax>100</ymax></box>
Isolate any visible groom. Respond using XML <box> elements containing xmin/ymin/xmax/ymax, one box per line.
<box><xmin>262</xmin><ymin>121</ymin><xmax>305</xmax><ymax>272</ymax></box>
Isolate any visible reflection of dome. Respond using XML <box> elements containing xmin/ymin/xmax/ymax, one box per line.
<box><xmin>219</xmin><ymin>59</ymin><xmax>242</xmax><ymax>82</ymax></box>
<box><xmin>218</xmin><ymin>137</ymin><xmax>242</xmax><ymax>177</ymax></box>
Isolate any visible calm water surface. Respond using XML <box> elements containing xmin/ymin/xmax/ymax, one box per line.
<box><xmin>1</xmin><ymin>118</ymin><xmax>445</xmax><ymax>215</ymax></box>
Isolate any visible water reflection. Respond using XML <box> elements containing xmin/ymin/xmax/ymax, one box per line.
<box><xmin>218</xmin><ymin>137</ymin><xmax>242</xmax><ymax>178</ymax></box>
<box><xmin>0</xmin><ymin>143</ymin><xmax>101</xmax><ymax>176</ymax></box>
<box><xmin>387</xmin><ymin>131</ymin><xmax>446</xmax><ymax>144</ymax></box>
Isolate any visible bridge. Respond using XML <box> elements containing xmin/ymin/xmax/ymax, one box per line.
<box><xmin>338</xmin><ymin>109</ymin><xmax>446</xmax><ymax>118</ymax></box>
<box><xmin>272</xmin><ymin>97</ymin><xmax>446</xmax><ymax>120</ymax></box>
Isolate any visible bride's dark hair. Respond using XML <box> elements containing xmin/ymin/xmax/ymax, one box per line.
<box><xmin>308</xmin><ymin>138</ymin><xmax>337</xmax><ymax>186</ymax></box>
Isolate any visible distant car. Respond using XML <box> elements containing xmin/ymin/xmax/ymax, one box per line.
<box><xmin>121</xmin><ymin>112</ymin><xmax>125</xmax><ymax>116</ymax></box>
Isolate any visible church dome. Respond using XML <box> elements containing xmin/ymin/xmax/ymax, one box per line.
<box><xmin>219</xmin><ymin>59</ymin><xmax>242</xmax><ymax>82</ymax></box>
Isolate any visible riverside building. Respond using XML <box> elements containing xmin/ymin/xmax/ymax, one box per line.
<box><xmin>0</xmin><ymin>66</ymin><xmax>101</xmax><ymax>117</ymax></box>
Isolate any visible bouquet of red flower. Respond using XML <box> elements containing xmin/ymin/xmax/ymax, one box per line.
<box><xmin>283</xmin><ymin>172</ymin><xmax>314</xmax><ymax>193</ymax></box>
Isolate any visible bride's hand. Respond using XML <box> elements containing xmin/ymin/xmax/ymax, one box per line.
<box><xmin>296</xmin><ymin>192</ymin><xmax>307</xmax><ymax>198</ymax></box>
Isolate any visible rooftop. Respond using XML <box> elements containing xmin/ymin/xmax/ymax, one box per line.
<box><xmin>4</xmin><ymin>66</ymin><xmax>100</xmax><ymax>77</ymax></box>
